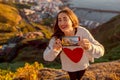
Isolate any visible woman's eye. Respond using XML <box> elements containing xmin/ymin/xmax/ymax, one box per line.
<box><xmin>58</xmin><ymin>19</ymin><xmax>61</xmax><ymax>22</ymax></box>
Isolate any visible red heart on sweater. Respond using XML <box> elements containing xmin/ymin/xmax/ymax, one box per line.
<box><xmin>63</xmin><ymin>48</ymin><xmax>84</xmax><ymax>63</ymax></box>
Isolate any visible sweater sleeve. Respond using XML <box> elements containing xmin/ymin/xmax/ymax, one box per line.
<box><xmin>43</xmin><ymin>37</ymin><xmax>62</xmax><ymax>61</ymax></box>
<box><xmin>81</xmin><ymin>27</ymin><xmax>104</xmax><ymax>58</ymax></box>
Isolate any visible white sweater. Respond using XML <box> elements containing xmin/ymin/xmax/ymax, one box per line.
<box><xmin>43</xmin><ymin>26</ymin><xmax>104</xmax><ymax>72</ymax></box>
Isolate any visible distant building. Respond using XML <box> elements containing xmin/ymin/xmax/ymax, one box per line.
<box><xmin>21</xmin><ymin>0</ymin><xmax>63</xmax><ymax>23</ymax></box>
<box><xmin>80</xmin><ymin>19</ymin><xmax>100</xmax><ymax>29</ymax></box>
<box><xmin>30</xmin><ymin>0</ymin><xmax>63</xmax><ymax>18</ymax></box>
<box><xmin>15</xmin><ymin>0</ymin><xmax>37</xmax><ymax>4</ymax></box>
<box><xmin>0</xmin><ymin>0</ymin><xmax>15</xmax><ymax>3</ymax></box>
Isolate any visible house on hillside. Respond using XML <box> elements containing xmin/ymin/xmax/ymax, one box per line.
<box><xmin>0</xmin><ymin>0</ymin><xmax>15</xmax><ymax>3</ymax></box>
<box><xmin>80</xmin><ymin>19</ymin><xmax>100</xmax><ymax>29</ymax></box>
<box><xmin>15</xmin><ymin>0</ymin><xmax>37</xmax><ymax>4</ymax></box>
<box><xmin>30</xmin><ymin>0</ymin><xmax>63</xmax><ymax>18</ymax></box>
<box><xmin>20</xmin><ymin>0</ymin><xmax>64</xmax><ymax>23</ymax></box>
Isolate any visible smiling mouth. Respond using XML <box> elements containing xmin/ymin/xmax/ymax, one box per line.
<box><xmin>61</xmin><ymin>26</ymin><xmax>67</xmax><ymax>29</ymax></box>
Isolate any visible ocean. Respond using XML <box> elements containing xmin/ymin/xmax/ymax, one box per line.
<box><xmin>69</xmin><ymin>0</ymin><xmax>120</xmax><ymax>11</ymax></box>
<box><xmin>67</xmin><ymin>0</ymin><xmax>120</xmax><ymax>28</ymax></box>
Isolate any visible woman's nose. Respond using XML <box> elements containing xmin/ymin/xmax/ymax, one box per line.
<box><xmin>60</xmin><ymin>21</ymin><xmax>65</xmax><ymax>25</ymax></box>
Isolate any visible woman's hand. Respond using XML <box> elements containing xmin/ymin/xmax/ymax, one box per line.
<box><xmin>53</xmin><ymin>39</ymin><xmax>62</xmax><ymax>51</ymax></box>
<box><xmin>78</xmin><ymin>39</ymin><xmax>91</xmax><ymax>50</ymax></box>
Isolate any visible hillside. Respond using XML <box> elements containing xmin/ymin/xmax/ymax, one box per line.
<box><xmin>38</xmin><ymin>60</ymin><xmax>120</xmax><ymax>80</ymax></box>
<box><xmin>0</xmin><ymin>3</ymin><xmax>52</xmax><ymax>44</ymax></box>
<box><xmin>92</xmin><ymin>14</ymin><xmax>120</xmax><ymax>45</ymax></box>
<box><xmin>0</xmin><ymin>3</ymin><xmax>21</xmax><ymax>25</ymax></box>
<box><xmin>0</xmin><ymin>3</ymin><xmax>52</xmax><ymax>63</ymax></box>
<box><xmin>91</xmin><ymin>14</ymin><xmax>120</xmax><ymax>62</ymax></box>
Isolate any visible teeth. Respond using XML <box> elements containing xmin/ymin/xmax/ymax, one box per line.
<box><xmin>62</xmin><ymin>26</ymin><xmax>66</xmax><ymax>28</ymax></box>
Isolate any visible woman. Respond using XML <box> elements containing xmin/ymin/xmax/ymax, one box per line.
<box><xmin>43</xmin><ymin>7</ymin><xmax>104</xmax><ymax>80</ymax></box>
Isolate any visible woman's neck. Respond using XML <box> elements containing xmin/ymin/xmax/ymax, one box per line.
<box><xmin>64</xmin><ymin>29</ymin><xmax>75</xmax><ymax>36</ymax></box>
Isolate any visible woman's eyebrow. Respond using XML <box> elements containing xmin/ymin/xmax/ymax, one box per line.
<box><xmin>58</xmin><ymin>16</ymin><xmax>67</xmax><ymax>20</ymax></box>
<box><xmin>63</xmin><ymin>17</ymin><xmax>67</xmax><ymax>20</ymax></box>
<box><xmin>63</xmin><ymin>17</ymin><xmax>66</xmax><ymax>18</ymax></box>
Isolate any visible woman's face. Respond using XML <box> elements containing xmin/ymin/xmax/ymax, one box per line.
<box><xmin>58</xmin><ymin>13</ymin><xmax>73</xmax><ymax>33</ymax></box>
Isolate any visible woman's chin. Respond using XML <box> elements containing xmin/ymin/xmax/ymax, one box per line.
<box><xmin>62</xmin><ymin>29</ymin><xmax>68</xmax><ymax>33</ymax></box>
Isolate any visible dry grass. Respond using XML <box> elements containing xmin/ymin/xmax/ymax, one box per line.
<box><xmin>82</xmin><ymin>60</ymin><xmax>120</xmax><ymax>80</ymax></box>
<box><xmin>38</xmin><ymin>60</ymin><xmax>120</xmax><ymax>80</ymax></box>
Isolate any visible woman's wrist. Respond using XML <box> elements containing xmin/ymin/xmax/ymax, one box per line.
<box><xmin>53</xmin><ymin>48</ymin><xmax>62</xmax><ymax>53</ymax></box>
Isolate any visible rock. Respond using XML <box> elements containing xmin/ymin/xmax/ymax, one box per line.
<box><xmin>82</xmin><ymin>60</ymin><xmax>120</xmax><ymax>80</ymax></box>
<box><xmin>38</xmin><ymin>60</ymin><xmax>120</xmax><ymax>80</ymax></box>
<box><xmin>38</xmin><ymin>68</ymin><xmax>69</xmax><ymax>80</ymax></box>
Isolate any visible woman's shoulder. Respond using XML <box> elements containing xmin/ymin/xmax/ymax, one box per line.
<box><xmin>77</xmin><ymin>26</ymin><xmax>92</xmax><ymax>37</ymax></box>
<box><xmin>77</xmin><ymin>26</ymin><xmax>88</xmax><ymax>32</ymax></box>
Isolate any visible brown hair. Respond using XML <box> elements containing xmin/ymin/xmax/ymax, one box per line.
<box><xmin>52</xmin><ymin>7</ymin><xmax>79</xmax><ymax>39</ymax></box>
